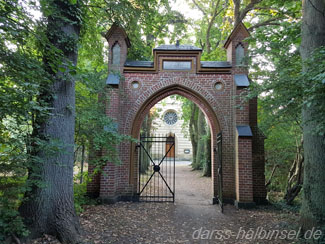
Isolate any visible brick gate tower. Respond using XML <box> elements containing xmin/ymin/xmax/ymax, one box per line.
<box><xmin>87</xmin><ymin>23</ymin><xmax>267</xmax><ymax>208</ymax></box>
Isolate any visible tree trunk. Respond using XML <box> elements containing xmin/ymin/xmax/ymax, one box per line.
<box><xmin>189</xmin><ymin>103</ymin><xmax>199</xmax><ymax>167</ymax></box>
<box><xmin>19</xmin><ymin>1</ymin><xmax>83</xmax><ymax>243</ymax></box>
<box><xmin>300</xmin><ymin>0</ymin><xmax>325</xmax><ymax>241</ymax></box>
<box><xmin>265</xmin><ymin>164</ymin><xmax>278</xmax><ymax>188</ymax></box>
<box><xmin>202</xmin><ymin>129</ymin><xmax>211</xmax><ymax>176</ymax></box>
<box><xmin>194</xmin><ymin>110</ymin><xmax>206</xmax><ymax>170</ymax></box>
<box><xmin>205</xmin><ymin>30</ymin><xmax>211</xmax><ymax>54</ymax></box>
<box><xmin>233</xmin><ymin>0</ymin><xmax>241</xmax><ymax>26</ymax></box>
<box><xmin>205</xmin><ymin>19</ymin><xmax>213</xmax><ymax>54</ymax></box>
<box><xmin>284</xmin><ymin>138</ymin><xmax>303</xmax><ymax>205</ymax></box>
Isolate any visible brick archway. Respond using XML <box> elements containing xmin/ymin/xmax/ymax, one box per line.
<box><xmin>128</xmin><ymin>82</ymin><xmax>224</xmax><ymax>201</ymax></box>
<box><xmin>129</xmin><ymin>82</ymin><xmax>224</xmax><ymax>137</ymax></box>
<box><xmin>123</xmin><ymin>76</ymin><xmax>230</xmax><ymax>137</ymax></box>
<box><xmin>87</xmin><ymin>23</ymin><xmax>267</xmax><ymax>207</ymax></box>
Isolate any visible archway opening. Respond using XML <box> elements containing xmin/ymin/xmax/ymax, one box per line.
<box><xmin>136</xmin><ymin>93</ymin><xmax>217</xmax><ymax>204</ymax></box>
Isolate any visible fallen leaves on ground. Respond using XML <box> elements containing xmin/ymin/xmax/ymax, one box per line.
<box><xmin>31</xmin><ymin>202</ymin><xmax>299</xmax><ymax>244</ymax></box>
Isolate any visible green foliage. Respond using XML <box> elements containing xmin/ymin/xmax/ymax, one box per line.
<box><xmin>240</xmin><ymin>7</ymin><xmax>304</xmax><ymax>202</ymax></box>
<box><xmin>186</xmin><ymin>0</ymin><xmax>230</xmax><ymax>60</ymax></box>
<box><xmin>0</xmin><ymin>0</ymin><xmax>190</xmax><ymax>241</ymax></box>
<box><xmin>245</xmin><ymin>6</ymin><xmax>324</xmax><ymax>205</ymax></box>
<box><xmin>73</xmin><ymin>173</ymin><xmax>97</xmax><ymax>214</ymax></box>
<box><xmin>0</xmin><ymin>206</ymin><xmax>29</xmax><ymax>241</ymax></box>
<box><xmin>0</xmin><ymin>1</ymin><xmax>190</xmax><ymax>238</ymax></box>
<box><xmin>176</xmin><ymin>95</ymin><xmax>196</xmax><ymax>137</ymax></box>
<box><xmin>202</xmin><ymin>130</ymin><xmax>211</xmax><ymax>176</ymax></box>
<box><xmin>258</xmin><ymin>99</ymin><xmax>302</xmax><ymax>192</ymax></box>
<box><xmin>0</xmin><ymin>0</ymin><xmax>51</xmax><ymax>239</ymax></box>
<box><xmin>176</xmin><ymin>95</ymin><xmax>211</xmax><ymax>176</ymax></box>
<box><xmin>248</xmin><ymin>18</ymin><xmax>325</xmax><ymax>198</ymax></box>
<box><xmin>75</xmin><ymin>69</ymin><xmax>133</xmax><ymax>173</ymax></box>
<box><xmin>0</xmin><ymin>176</ymin><xmax>29</xmax><ymax>241</ymax></box>
<box><xmin>248</xmin><ymin>20</ymin><xmax>302</xmax><ymax>121</ymax></box>
<box><xmin>79</xmin><ymin>0</ymin><xmax>188</xmax><ymax>62</ymax></box>
<box><xmin>139</xmin><ymin>108</ymin><xmax>160</xmax><ymax>173</ymax></box>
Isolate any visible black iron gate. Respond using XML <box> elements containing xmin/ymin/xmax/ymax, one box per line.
<box><xmin>138</xmin><ymin>136</ymin><xmax>175</xmax><ymax>202</ymax></box>
<box><xmin>216</xmin><ymin>132</ymin><xmax>223</xmax><ymax>212</ymax></box>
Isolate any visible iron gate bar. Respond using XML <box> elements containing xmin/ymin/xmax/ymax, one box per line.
<box><xmin>138</xmin><ymin>141</ymin><xmax>175</xmax><ymax>195</ymax></box>
<box><xmin>138</xmin><ymin>140</ymin><xmax>173</xmax><ymax>194</ymax></box>
<box><xmin>139</xmin><ymin>170</ymin><xmax>155</xmax><ymax>195</ymax></box>
<box><xmin>138</xmin><ymin>136</ymin><xmax>175</xmax><ymax>202</ymax></box>
<box><xmin>217</xmin><ymin>132</ymin><xmax>223</xmax><ymax>212</ymax></box>
<box><xmin>139</xmin><ymin>142</ymin><xmax>156</xmax><ymax>167</ymax></box>
<box><xmin>158</xmin><ymin>171</ymin><xmax>174</xmax><ymax>195</ymax></box>
<box><xmin>138</xmin><ymin>141</ymin><xmax>156</xmax><ymax>195</ymax></box>
<box><xmin>158</xmin><ymin>141</ymin><xmax>175</xmax><ymax>166</ymax></box>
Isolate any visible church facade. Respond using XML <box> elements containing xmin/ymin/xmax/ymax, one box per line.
<box><xmin>149</xmin><ymin>96</ymin><xmax>193</xmax><ymax>160</ymax></box>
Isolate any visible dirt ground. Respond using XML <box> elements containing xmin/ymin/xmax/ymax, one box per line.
<box><xmin>33</xmin><ymin>164</ymin><xmax>300</xmax><ymax>244</ymax></box>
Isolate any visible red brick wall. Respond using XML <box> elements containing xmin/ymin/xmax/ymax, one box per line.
<box><xmin>236</xmin><ymin>137</ymin><xmax>254</xmax><ymax>202</ymax></box>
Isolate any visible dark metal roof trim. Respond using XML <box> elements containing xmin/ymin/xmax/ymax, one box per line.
<box><xmin>106</xmin><ymin>73</ymin><xmax>120</xmax><ymax>85</ymax></box>
<box><xmin>124</xmin><ymin>60</ymin><xmax>154</xmax><ymax>68</ymax></box>
<box><xmin>201</xmin><ymin>61</ymin><xmax>232</xmax><ymax>68</ymax></box>
<box><xmin>237</xmin><ymin>125</ymin><xmax>253</xmax><ymax>137</ymax></box>
<box><xmin>235</xmin><ymin>74</ymin><xmax>250</xmax><ymax>87</ymax></box>
<box><xmin>154</xmin><ymin>44</ymin><xmax>202</xmax><ymax>51</ymax></box>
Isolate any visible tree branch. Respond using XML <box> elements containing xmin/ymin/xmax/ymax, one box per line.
<box><xmin>238</xmin><ymin>0</ymin><xmax>263</xmax><ymax>24</ymax></box>
<box><xmin>205</xmin><ymin>0</ymin><xmax>224</xmax><ymax>53</ymax></box>
<box><xmin>199</xmin><ymin>39</ymin><xmax>205</xmax><ymax>50</ymax></box>
<box><xmin>252</xmin><ymin>6</ymin><xmax>279</xmax><ymax>11</ymax></box>
<box><xmin>192</xmin><ymin>0</ymin><xmax>206</xmax><ymax>15</ymax></box>
<box><xmin>248</xmin><ymin>17</ymin><xmax>283</xmax><ymax>31</ymax></box>
<box><xmin>265</xmin><ymin>164</ymin><xmax>278</xmax><ymax>187</ymax></box>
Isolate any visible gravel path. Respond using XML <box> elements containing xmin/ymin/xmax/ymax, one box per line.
<box><xmin>175</xmin><ymin>164</ymin><xmax>212</xmax><ymax>205</ymax></box>
<box><xmin>33</xmin><ymin>164</ymin><xmax>299</xmax><ymax>244</ymax></box>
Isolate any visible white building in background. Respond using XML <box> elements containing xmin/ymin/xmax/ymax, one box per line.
<box><xmin>151</xmin><ymin>96</ymin><xmax>192</xmax><ymax>160</ymax></box>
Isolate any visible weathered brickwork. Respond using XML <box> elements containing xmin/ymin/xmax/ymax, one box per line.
<box><xmin>87</xmin><ymin>23</ymin><xmax>266</xmax><ymax>207</ymax></box>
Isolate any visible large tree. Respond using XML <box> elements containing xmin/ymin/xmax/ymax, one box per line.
<box><xmin>300</xmin><ymin>0</ymin><xmax>325</xmax><ymax>241</ymax></box>
<box><xmin>19</xmin><ymin>0</ymin><xmax>83</xmax><ymax>243</ymax></box>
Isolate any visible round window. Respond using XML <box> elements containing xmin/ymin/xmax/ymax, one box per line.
<box><xmin>164</xmin><ymin>111</ymin><xmax>178</xmax><ymax>125</ymax></box>
<box><xmin>131</xmin><ymin>81</ymin><xmax>140</xmax><ymax>89</ymax></box>
<box><xmin>214</xmin><ymin>81</ymin><xmax>223</xmax><ymax>91</ymax></box>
